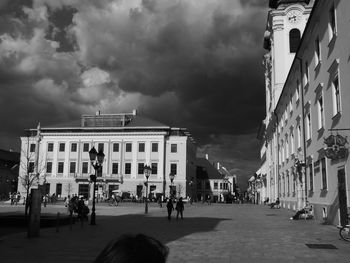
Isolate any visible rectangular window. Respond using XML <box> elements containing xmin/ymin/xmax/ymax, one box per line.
<box><xmin>290</xmin><ymin>132</ymin><xmax>294</xmax><ymax>155</ymax></box>
<box><xmin>28</xmin><ymin>162</ymin><xmax>35</xmax><ymax>173</ymax></box>
<box><xmin>82</xmin><ymin>162</ymin><xmax>89</xmax><ymax>174</ymax></box>
<box><xmin>125</xmin><ymin>143</ymin><xmax>132</xmax><ymax>152</ymax></box>
<box><xmin>296</xmin><ymin>80</ymin><xmax>300</xmax><ymax>101</ymax></box>
<box><xmin>78</xmin><ymin>184</ymin><xmax>89</xmax><ymax>199</ymax></box>
<box><xmin>70</xmin><ymin>162</ymin><xmax>76</xmax><ymax>174</ymax></box>
<box><xmin>83</xmin><ymin>143</ymin><xmax>89</xmax><ymax>152</ymax></box>
<box><xmin>318</xmin><ymin>96</ymin><xmax>324</xmax><ymax>129</ymax></box>
<box><xmin>113</xmin><ymin>143</ymin><xmax>119</xmax><ymax>152</ymax></box>
<box><xmin>297</xmin><ymin>125</ymin><xmax>301</xmax><ymax>148</ymax></box>
<box><xmin>306</xmin><ymin>113</ymin><xmax>311</xmax><ymax>140</ymax></box>
<box><xmin>30</xmin><ymin>143</ymin><xmax>36</xmax><ymax>152</ymax></box>
<box><xmin>304</xmin><ymin>61</ymin><xmax>309</xmax><ymax>85</ymax></box>
<box><xmin>214</xmin><ymin>182</ymin><xmax>218</xmax><ymax>190</ymax></box>
<box><xmin>57</xmin><ymin>162</ymin><xmax>64</xmax><ymax>173</ymax></box>
<box><xmin>315</xmin><ymin>37</ymin><xmax>321</xmax><ymax>66</ymax></box>
<box><xmin>321</xmin><ymin>158</ymin><xmax>327</xmax><ymax>189</ymax></box>
<box><xmin>112</xmin><ymin>163</ymin><xmax>118</xmax><ymax>174</ymax></box>
<box><xmin>46</xmin><ymin>162</ymin><xmax>52</xmax><ymax>173</ymax></box>
<box><xmin>151</xmin><ymin>143</ymin><xmax>158</xmax><ymax>152</ymax></box>
<box><xmin>320</xmin><ymin>160</ymin><xmax>326</xmax><ymax>187</ymax></box>
<box><xmin>328</xmin><ymin>4</ymin><xmax>336</xmax><ymax>40</ymax></box>
<box><xmin>71</xmin><ymin>143</ymin><xmax>77</xmax><ymax>152</ymax></box>
<box><xmin>332</xmin><ymin>75</ymin><xmax>341</xmax><ymax>116</ymax></box>
<box><xmin>170</xmin><ymin>163</ymin><xmax>177</xmax><ymax>175</ymax></box>
<box><xmin>138</xmin><ymin>163</ymin><xmax>144</xmax><ymax>174</ymax></box>
<box><xmin>98</xmin><ymin>143</ymin><xmax>104</xmax><ymax>152</ymax></box>
<box><xmin>151</xmin><ymin>163</ymin><xmax>158</xmax><ymax>174</ymax></box>
<box><xmin>125</xmin><ymin>163</ymin><xmax>131</xmax><ymax>174</ymax></box>
<box><xmin>47</xmin><ymin>143</ymin><xmax>54</xmax><ymax>152</ymax></box>
<box><xmin>59</xmin><ymin>143</ymin><xmax>65</xmax><ymax>152</ymax></box>
<box><xmin>309</xmin><ymin>163</ymin><xmax>313</xmax><ymax>192</ymax></box>
<box><xmin>171</xmin><ymin>144</ymin><xmax>177</xmax><ymax>153</ymax></box>
<box><xmin>138</xmin><ymin>143</ymin><xmax>145</xmax><ymax>152</ymax></box>
<box><xmin>285</xmin><ymin>138</ymin><xmax>289</xmax><ymax>159</ymax></box>
<box><xmin>220</xmin><ymin>183</ymin><xmax>223</xmax><ymax>190</ymax></box>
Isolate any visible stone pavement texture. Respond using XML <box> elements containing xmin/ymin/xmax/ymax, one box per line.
<box><xmin>0</xmin><ymin>202</ymin><xmax>349</xmax><ymax>263</ymax></box>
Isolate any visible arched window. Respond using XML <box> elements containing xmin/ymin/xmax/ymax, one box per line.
<box><xmin>289</xmin><ymin>29</ymin><xmax>301</xmax><ymax>53</ymax></box>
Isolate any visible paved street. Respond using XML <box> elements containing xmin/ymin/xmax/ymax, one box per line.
<box><xmin>0</xmin><ymin>202</ymin><xmax>349</xmax><ymax>263</ymax></box>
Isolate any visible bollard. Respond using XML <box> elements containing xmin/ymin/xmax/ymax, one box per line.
<box><xmin>56</xmin><ymin>212</ymin><xmax>60</xmax><ymax>233</ymax></box>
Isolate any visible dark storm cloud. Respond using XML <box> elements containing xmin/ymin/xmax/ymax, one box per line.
<box><xmin>0</xmin><ymin>0</ymin><xmax>268</xmax><ymax>185</ymax></box>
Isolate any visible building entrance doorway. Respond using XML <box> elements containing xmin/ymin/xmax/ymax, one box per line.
<box><xmin>337</xmin><ymin>167</ymin><xmax>348</xmax><ymax>226</ymax></box>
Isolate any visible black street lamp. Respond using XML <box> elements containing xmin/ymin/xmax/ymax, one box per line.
<box><xmin>89</xmin><ymin>146</ymin><xmax>105</xmax><ymax>225</ymax></box>
<box><xmin>144</xmin><ymin>165</ymin><xmax>152</xmax><ymax>214</ymax></box>
<box><xmin>189</xmin><ymin>180</ymin><xmax>193</xmax><ymax>204</ymax></box>
<box><xmin>169</xmin><ymin>173</ymin><xmax>175</xmax><ymax>198</ymax></box>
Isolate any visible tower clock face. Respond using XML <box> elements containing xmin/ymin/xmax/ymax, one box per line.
<box><xmin>287</xmin><ymin>10</ymin><xmax>302</xmax><ymax>24</ymax></box>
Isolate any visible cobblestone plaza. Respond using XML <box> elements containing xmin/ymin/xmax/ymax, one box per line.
<box><xmin>1</xmin><ymin>203</ymin><xmax>349</xmax><ymax>263</ymax></box>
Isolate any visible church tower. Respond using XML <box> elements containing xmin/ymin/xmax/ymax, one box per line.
<box><xmin>263</xmin><ymin>0</ymin><xmax>314</xmax><ymax>123</ymax></box>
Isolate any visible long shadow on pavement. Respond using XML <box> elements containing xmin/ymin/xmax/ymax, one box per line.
<box><xmin>0</xmin><ymin>213</ymin><xmax>229</xmax><ymax>263</ymax></box>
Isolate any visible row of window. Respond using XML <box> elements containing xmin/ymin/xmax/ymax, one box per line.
<box><xmin>279</xmin><ymin>157</ymin><xmax>327</xmax><ymax>196</ymax></box>
<box><xmin>28</xmin><ymin>161</ymin><xmax>178</xmax><ymax>176</ymax></box>
<box><xmin>30</xmin><ymin>142</ymin><xmax>179</xmax><ymax>154</ymax></box>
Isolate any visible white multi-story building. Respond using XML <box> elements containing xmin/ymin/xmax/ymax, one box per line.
<box><xmin>18</xmin><ymin>110</ymin><xmax>197</xmax><ymax>201</ymax></box>
<box><xmin>258</xmin><ymin>0</ymin><xmax>350</xmax><ymax>226</ymax></box>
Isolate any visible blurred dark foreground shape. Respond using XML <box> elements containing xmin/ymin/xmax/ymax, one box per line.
<box><xmin>93</xmin><ymin>234</ymin><xmax>169</xmax><ymax>263</ymax></box>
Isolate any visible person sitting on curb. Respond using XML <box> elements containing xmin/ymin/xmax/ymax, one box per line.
<box><xmin>290</xmin><ymin>201</ymin><xmax>311</xmax><ymax>220</ymax></box>
<box><xmin>93</xmin><ymin>234</ymin><xmax>169</xmax><ymax>263</ymax></box>
<box><xmin>269</xmin><ymin>198</ymin><xmax>280</xmax><ymax>209</ymax></box>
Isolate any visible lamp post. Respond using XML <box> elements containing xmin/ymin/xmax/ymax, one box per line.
<box><xmin>169</xmin><ymin>173</ymin><xmax>175</xmax><ymax>198</ymax></box>
<box><xmin>89</xmin><ymin>146</ymin><xmax>105</xmax><ymax>225</ymax></box>
<box><xmin>189</xmin><ymin>180</ymin><xmax>193</xmax><ymax>204</ymax></box>
<box><xmin>144</xmin><ymin>165</ymin><xmax>152</xmax><ymax>214</ymax></box>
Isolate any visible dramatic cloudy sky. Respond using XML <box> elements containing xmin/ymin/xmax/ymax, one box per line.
<box><xmin>0</xmin><ymin>0</ymin><xmax>269</xmax><ymax>187</ymax></box>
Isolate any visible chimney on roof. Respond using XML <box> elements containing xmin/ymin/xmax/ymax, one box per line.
<box><xmin>217</xmin><ymin>162</ymin><xmax>220</xmax><ymax>170</ymax></box>
<box><xmin>96</xmin><ymin>110</ymin><xmax>101</xmax><ymax>116</ymax></box>
<box><xmin>205</xmin><ymin>154</ymin><xmax>209</xmax><ymax>160</ymax></box>
<box><xmin>132</xmin><ymin>109</ymin><xmax>137</xmax><ymax>115</ymax></box>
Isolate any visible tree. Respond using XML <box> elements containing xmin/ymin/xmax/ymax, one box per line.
<box><xmin>19</xmin><ymin>132</ymin><xmax>46</xmax><ymax>217</ymax></box>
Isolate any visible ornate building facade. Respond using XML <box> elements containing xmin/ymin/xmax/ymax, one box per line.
<box><xmin>257</xmin><ymin>0</ymin><xmax>350</xmax><ymax>225</ymax></box>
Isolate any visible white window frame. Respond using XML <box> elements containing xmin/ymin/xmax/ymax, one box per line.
<box><xmin>328</xmin><ymin>3</ymin><xmax>337</xmax><ymax>42</ymax></box>
<box><xmin>317</xmin><ymin>94</ymin><xmax>325</xmax><ymax>129</ymax></box>
<box><xmin>331</xmin><ymin>73</ymin><xmax>341</xmax><ymax>116</ymax></box>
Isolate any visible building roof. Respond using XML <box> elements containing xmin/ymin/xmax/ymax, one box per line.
<box><xmin>43</xmin><ymin>114</ymin><xmax>169</xmax><ymax>130</ymax></box>
<box><xmin>196</xmin><ymin>158</ymin><xmax>224</xmax><ymax>180</ymax></box>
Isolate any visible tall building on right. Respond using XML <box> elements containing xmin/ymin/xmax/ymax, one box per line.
<box><xmin>258</xmin><ymin>0</ymin><xmax>350</xmax><ymax>226</ymax></box>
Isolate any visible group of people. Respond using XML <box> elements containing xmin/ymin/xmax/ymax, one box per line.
<box><xmin>267</xmin><ymin>198</ymin><xmax>313</xmax><ymax>220</ymax></box>
<box><xmin>66</xmin><ymin>195</ymin><xmax>90</xmax><ymax>221</ymax></box>
<box><xmin>10</xmin><ymin>192</ymin><xmax>21</xmax><ymax>205</ymax></box>
<box><xmin>166</xmin><ymin>197</ymin><xmax>184</xmax><ymax>221</ymax></box>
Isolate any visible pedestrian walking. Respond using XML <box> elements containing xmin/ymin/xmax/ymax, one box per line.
<box><xmin>166</xmin><ymin>199</ymin><xmax>174</xmax><ymax>221</ymax></box>
<box><xmin>175</xmin><ymin>197</ymin><xmax>184</xmax><ymax>220</ymax></box>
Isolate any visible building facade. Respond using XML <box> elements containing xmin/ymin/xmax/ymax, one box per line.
<box><xmin>258</xmin><ymin>0</ymin><xmax>350</xmax><ymax>226</ymax></box>
<box><xmin>17</xmin><ymin>111</ymin><xmax>197</xmax><ymax>201</ymax></box>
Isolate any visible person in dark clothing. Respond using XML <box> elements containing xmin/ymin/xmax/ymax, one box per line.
<box><xmin>166</xmin><ymin>199</ymin><xmax>174</xmax><ymax>221</ymax></box>
<box><xmin>290</xmin><ymin>201</ymin><xmax>311</xmax><ymax>220</ymax></box>
<box><xmin>175</xmin><ymin>197</ymin><xmax>184</xmax><ymax>220</ymax></box>
<box><xmin>93</xmin><ymin>234</ymin><xmax>169</xmax><ymax>263</ymax></box>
